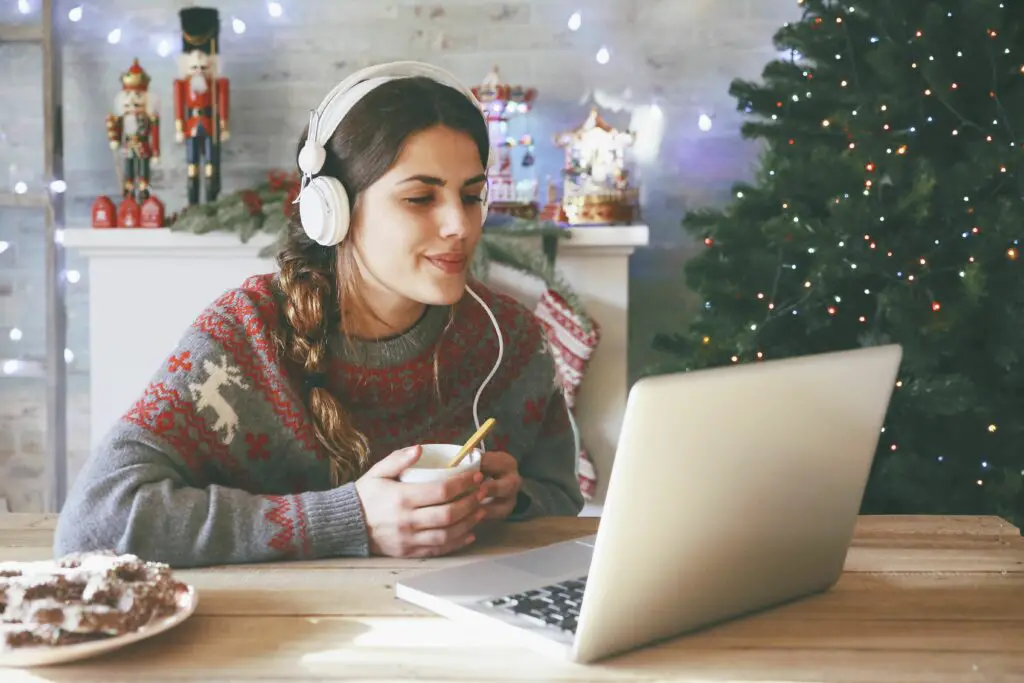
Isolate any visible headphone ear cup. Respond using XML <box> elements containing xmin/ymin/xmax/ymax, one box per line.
<box><xmin>299</xmin><ymin>176</ymin><xmax>351</xmax><ymax>246</ymax></box>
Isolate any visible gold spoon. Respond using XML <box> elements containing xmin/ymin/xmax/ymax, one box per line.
<box><xmin>447</xmin><ymin>417</ymin><xmax>497</xmax><ymax>468</ymax></box>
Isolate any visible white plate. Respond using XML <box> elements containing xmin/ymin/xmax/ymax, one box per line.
<box><xmin>0</xmin><ymin>584</ymin><xmax>199</xmax><ymax>668</ymax></box>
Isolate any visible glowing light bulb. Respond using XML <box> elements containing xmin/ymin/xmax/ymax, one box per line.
<box><xmin>267</xmin><ymin>2</ymin><xmax>283</xmax><ymax>18</ymax></box>
<box><xmin>157</xmin><ymin>40</ymin><xmax>171</xmax><ymax>57</ymax></box>
<box><xmin>233</xmin><ymin>18</ymin><xmax>246</xmax><ymax>33</ymax></box>
<box><xmin>595</xmin><ymin>46</ymin><xmax>610</xmax><ymax>64</ymax></box>
<box><xmin>68</xmin><ymin>5</ymin><xmax>82</xmax><ymax>21</ymax></box>
<box><xmin>107</xmin><ymin>28</ymin><xmax>121</xmax><ymax>44</ymax></box>
<box><xmin>698</xmin><ymin>114</ymin><xmax>712</xmax><ymax>132</ymax></box>
<box><xmin>8</xmin><ymin>328</ymin><xmax>22</xmax><ymax>341</ymax></box>
<box><xmin>567</xmin><ymin>11</ymin><xmax>581</xmax><ymax>31</ymax></box>
<box><xmin>17</xmin><ymin>0</ymin><xmax>30</xmax><ymax>14</ymax></box>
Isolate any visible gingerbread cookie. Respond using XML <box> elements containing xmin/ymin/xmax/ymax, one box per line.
<box><xmin>0</xmin><ymin>550</ymin><xmax>188</xmax><ymax>649</ymax></box>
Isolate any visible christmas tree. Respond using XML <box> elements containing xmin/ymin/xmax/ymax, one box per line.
<box><xmin>652</xmin><ymin>0</ymin><xmax>1024</xmax><ymax>523</ymax></box>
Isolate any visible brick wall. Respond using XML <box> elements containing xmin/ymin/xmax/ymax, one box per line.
<box><xmin>0</xmin><ymin>0</ymin><xmax>800</xmax><ymax>511</ymax></box>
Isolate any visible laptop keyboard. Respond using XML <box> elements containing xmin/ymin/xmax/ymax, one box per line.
<box><xmin>482</xmin><ymin>576</ymin><xmax>587</xmax><ymax>633</ymax></box>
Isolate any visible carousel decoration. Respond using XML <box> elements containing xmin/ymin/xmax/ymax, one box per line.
<box><xmin>471</xmin><ymin>65</ymin><xmax>539</xmax><ymax>220</ymax></box>
<box><xmin>174</xmin><ymin>6</ymin><xmax>230</xmax><ymax>206</ymax></box>
<box><xmin>91</xmin><ymin>57</ymin><xmax>165</xmax><ymax>228</ymax></box>
<box><xmin>553</xmin><ymin>107</ymin><xmax>640</xmax><ymax>225</ymax></box>
<box><xmin>538</xmin><ymin>176</ymin><xmax>563</xmax><ymax>222</ymax></box>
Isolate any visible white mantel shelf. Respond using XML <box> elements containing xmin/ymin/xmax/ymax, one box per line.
<box><xmin>63</xmin><ymin>223</ymin><xmax>648</xmax><ymax>511</ymax></box>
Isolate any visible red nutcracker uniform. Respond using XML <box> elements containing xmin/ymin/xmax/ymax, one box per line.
<box><xmin>105</xmin><ymin>58</ymin><xmax>160</xmax><ymax>205</ymax></box>
<box><xmin>174</xmin><ymin>7</ymin><xmax>230</xmax><ymax>206</ymax></box>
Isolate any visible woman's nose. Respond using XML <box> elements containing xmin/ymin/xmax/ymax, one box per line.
<box><xmin>438</xmin><ymin>202</ymin><xmax>475</xmax><ymax>239</ymax></box>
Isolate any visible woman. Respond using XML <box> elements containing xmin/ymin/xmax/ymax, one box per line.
<box><xmin>54</xmin><ymin>62</ymin><xmax>584</xmax><ymax>568</ymax></box>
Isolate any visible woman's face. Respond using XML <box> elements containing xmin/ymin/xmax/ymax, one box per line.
<box><xmin>349</xmin><ymin>124</ymin><xmax>487</xmax><ymax>317</ymax></box>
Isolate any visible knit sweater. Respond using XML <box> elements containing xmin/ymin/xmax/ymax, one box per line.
<box><xmin>54</xmin><ymin>274</ymin><xmax>584</xmax><ymax>568</ymax></box>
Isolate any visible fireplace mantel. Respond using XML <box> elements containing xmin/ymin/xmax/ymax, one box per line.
<box><xmin>63</xmin><ymin>224</ymin><xmax>648</xmax><ymax>510</ymax></box>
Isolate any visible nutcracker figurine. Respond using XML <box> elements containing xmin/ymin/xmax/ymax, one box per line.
<box><xmin>174</xmin><ymin>6</ymin><xmax>230</xmax><ymax>206</ymax></box>
<box><xmin>105</xmin><ymin>58</ymin><xmax>160</xmax><ymax>205</ymax></box>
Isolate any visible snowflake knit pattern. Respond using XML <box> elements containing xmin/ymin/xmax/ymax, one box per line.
<box><xmin>54</xmin><ymin>274</ymin><xmax>585</xmax><ymax>568</ymax></box>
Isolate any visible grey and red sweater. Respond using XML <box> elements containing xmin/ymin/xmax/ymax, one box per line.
<box><xmin>54</xmin><ymin>274</ymin><xmax>584</xmax><ymax>568</ymax></box>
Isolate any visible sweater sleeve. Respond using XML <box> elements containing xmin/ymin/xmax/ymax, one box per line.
<box><xmin>54</xmin><ymin>288</ymin><xmax>370</xmax><ymax>568</ymax></box>
<box><xmin>509</xmin><ymin>348</ymin><xmax>586</xmax><ymax>520</ymax></box>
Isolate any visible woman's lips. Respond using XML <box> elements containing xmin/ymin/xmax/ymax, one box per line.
<box><xmin>425</xmin><ymin>253</ymin><xmax>467</xmax><ymax>274</ymax></box>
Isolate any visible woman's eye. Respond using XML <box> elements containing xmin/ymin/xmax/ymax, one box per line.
<box><xmin>462</xmin><ymin>194</ymin><xmax>483</xmax><ymax>204</ymax></box>
<box><xmin>405</xmin><ymin>196</ymin><xmax>433</xmax><ymax>205</ymax></box>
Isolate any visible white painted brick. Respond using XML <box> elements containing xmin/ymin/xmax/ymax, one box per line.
<box><xmin>0</xmin><ymin>421</ymin><xmax>14</xmax><ymax>455</ymax></box>
<box><xmin>527</xmin><ymin>0</ymin><xmax>629</xmax><ymax>27</ymax></box>
<box><xmin>397</xmin><ymin>1</ymin><xmax>532</xmax><ymax>24</ymax></box>
<box><xmin>245</xmin><ymin>0</ymin><xmax>403</xmax><ymax>23</ymax></box>
<box><xmin>1</xmin><ymin>0</ymin><xmax>802</xmax><ymax>503</ymax></box>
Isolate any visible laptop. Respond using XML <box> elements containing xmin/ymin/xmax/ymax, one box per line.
<box><xmin>396</xmin><ymin>344</ymin><xmax>903</xmax><ymax>664</ymax></box>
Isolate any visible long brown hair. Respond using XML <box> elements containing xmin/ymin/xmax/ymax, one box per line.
<box><xmin>271</xmin><ymin>76</ymin><xmax>490</xmax><ymax>487</ymax></box>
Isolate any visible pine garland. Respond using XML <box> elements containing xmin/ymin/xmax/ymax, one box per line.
<box><xmin>167</xmin><ymin>170</ymin><xmax>296</xmax><ymax>256</ymax></box>
<box><xmin>473</xmin><ymin>230</ymin><xmax>591</xmax><ymax>334</ymax></box>
<box><xmin>167</xmin><ymin>171</ymin><xmax>594</xmax><ymax>334</ymax></box>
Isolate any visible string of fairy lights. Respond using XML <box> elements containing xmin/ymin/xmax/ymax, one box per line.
<box><xmin>10</xmin><ymin>3</ymin><xmax>612</xmax><ymax>64</ymax></box>
<box><xmin>1</xmin><ymin>4</ymin><xmax>632</xmax><ymax>376</ymax></box>
<box><xmin>698</xmin><ymin>0</ymin><xmax>1023</xmax><ymax>481</ymax></box>
<box><xmin>706</xmin><ymin>1</ymin><xmax>1021</xmax><ymax>333</ymax></box>
<box><xmin>5</xmin><ymin>2</ymin><xmax>295</xmax><ymax>376</ymax></box>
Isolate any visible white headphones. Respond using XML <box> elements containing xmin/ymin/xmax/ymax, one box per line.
<box><xmin>294</xmin><ymin>61</ymin><xmax>493</xmax><ymax>247</ymax></box>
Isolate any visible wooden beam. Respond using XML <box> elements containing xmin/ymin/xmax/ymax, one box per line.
<box><xmin>0</xmin><ymin>22</ymin><xmax>44</xmax><ymax>43</ymax></box>
<box><xmin>41</xmin><ymin>0</ymin><xmax>69</xmax><ymax>512</ymax></box>
<box><xmin>0</xmin><ymin>192</ymin><xmax>49</xmax><ymax>209</ymax></box>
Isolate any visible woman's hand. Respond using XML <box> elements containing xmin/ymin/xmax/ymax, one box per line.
<box><xmin>479</xmin><ymin>451</ymin><xmax>523</xmax><ymax>520</ymax></box>
<box><xmin>354</xmin><ymin>446</ymin><xmax>487</xmax><ymax>558</ymax></box>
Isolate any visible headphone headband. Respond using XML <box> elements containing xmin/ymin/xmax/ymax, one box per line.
<box><xmin>307</xmin><ymin>62</ymin><xmax>485</xmax><ymax>158</ymax></box>
<box><xmin>294</xmin><ymin>60</ymin><xmax>491</xmax><ymax>247</ymax></box>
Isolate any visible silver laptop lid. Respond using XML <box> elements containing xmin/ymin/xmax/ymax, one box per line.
<box><xmin>571</xmin><ymin>344</ymin><xmax>902</xmax><ymax>663</ymax></box>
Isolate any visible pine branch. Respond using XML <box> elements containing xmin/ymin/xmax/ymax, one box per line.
<box><xmin>483</xmin><ymin>214</ymin><xmax>574</xmax><ymax>239</ymax></box>
<box><xmin>475</xmin><ymin>234</ymin><xmax>594</xmax><ymax>335</ymax></box>
<box><xmin>168</xmin><ymin>184</ymin><xmax>292</xmax><ymax>240</ymax></box>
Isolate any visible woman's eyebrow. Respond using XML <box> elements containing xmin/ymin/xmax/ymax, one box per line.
<box><xmin>398</xmin><ymin>173</ymin><xmax>487</xmax><ymax>187</ymax></box>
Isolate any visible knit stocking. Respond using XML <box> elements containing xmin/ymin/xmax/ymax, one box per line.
<box><xmin>533</xmin><ymin>288</ymin><xmax>600</xmax><ymax>501</ymax></box>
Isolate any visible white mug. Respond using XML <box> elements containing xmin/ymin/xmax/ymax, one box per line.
<box><xmin>398</xmin><ymin>443</ymin><xmax>482</xmax><ymax>484</ymax></box>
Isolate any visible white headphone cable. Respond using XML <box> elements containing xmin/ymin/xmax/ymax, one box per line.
<box><xmin>464</xmin><ymin>285</ymin><xmax>582</xmax><ymax>479</ymax></box>
<box><xmin>464</xmin><ymin>284</ymin><xmax>503</xmax><ymax>453</ymax></box>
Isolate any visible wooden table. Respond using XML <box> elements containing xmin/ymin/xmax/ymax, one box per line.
<box><xmin>0</xmin><ymin>514</ymin><xmax>1022</xmax><ymax>681</ymax></box>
